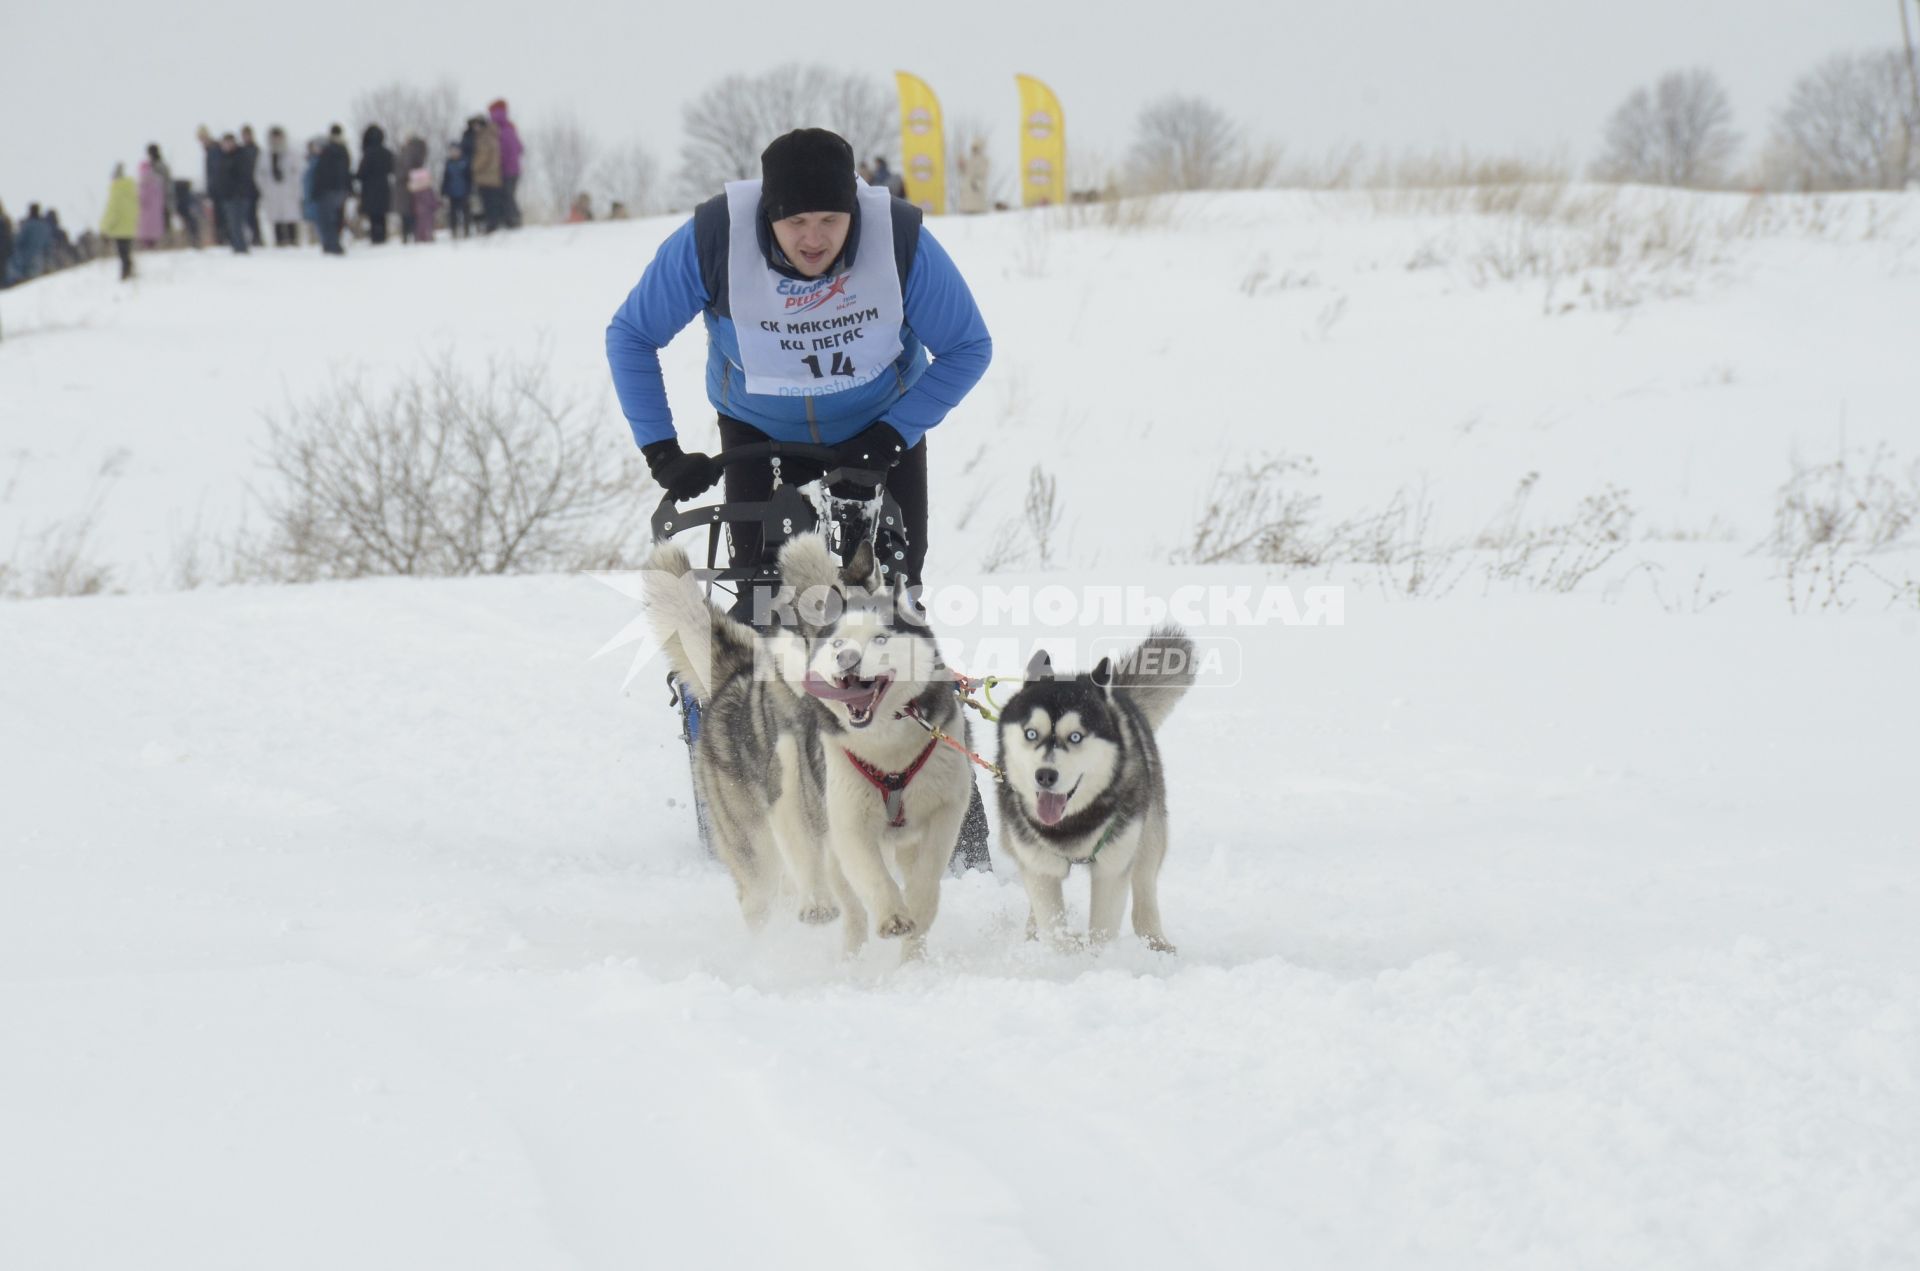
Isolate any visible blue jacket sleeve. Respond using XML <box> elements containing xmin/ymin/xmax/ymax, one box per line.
<box><xmin>887</xmin><ymin>227</ymin><xmax>991</xmax><ymax>447</ymax></box>
<box><xmin>605</xmin><ymin>218</ymin><xmax>708</xmax><ymax>448</ymax></box>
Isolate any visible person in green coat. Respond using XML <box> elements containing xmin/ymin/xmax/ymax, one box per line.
<box><xmin>100</xmin><ymin>164</ymin><xmax>139</xmax><ymax>281</ymax></box>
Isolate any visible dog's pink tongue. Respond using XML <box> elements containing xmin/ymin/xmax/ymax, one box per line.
<box><xmin>804</xmin><ymin>671</ymin><xmax>866</xmax><ymax>703</ymax></box>
<box><xmin>1036</xmin><ymin>790</ymin><xmax>1070</xmax><ymax>826</ymax></box>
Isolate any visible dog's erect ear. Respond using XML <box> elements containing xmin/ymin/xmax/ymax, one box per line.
<box><xmin>1090</xmin><ymin>657</ymin><xmax>1114</xmax><ymax>695</ymax></box>
<box><xmin>1024</xmin><ymin>648</ymin><xmax>1053</xmax><ymax>682</ymax></box>
<box><xmin>841</xmin><ymin>540</ymin><xmax>877</xmax><ymax>591</ymax></box>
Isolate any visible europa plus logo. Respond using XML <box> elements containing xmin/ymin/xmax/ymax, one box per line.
<box><xmin>779</xmin><ymin>274</ymin><xmax>852</xmax><ymax>314</ymax></box>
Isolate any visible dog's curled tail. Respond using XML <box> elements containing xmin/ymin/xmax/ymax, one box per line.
<box><xmin>640</xmin><ymin>541</ymin><xmax>754</xmax><ymax>701</ymax></box>
<box><xmin>1114</xmin><ymin>624</ymin><xmax>1197</xmax><ymax>731</ymax></box>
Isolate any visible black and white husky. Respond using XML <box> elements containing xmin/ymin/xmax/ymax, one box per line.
<box><xmin>643</xmin><ymin>534</ymin><xmax>974</xmax><ymax>961</ymax></box>
<box><xmin>994</xmin><ymin>628</ymin><xmax>1196</xmax><ymax>952</ymax></box>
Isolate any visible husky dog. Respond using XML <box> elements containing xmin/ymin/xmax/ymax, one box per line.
<box><xmin>780</xmin><ymin>536</ymin><xmax>976</xmax><ymax>961</ymax></box>
<box><xmin>642</xmin><ymin>539</ymin><xmax>836</xmax><ymax>930</ymax></box>
<box><xmin>643</xmin><ymin>535</ymin><xmax>973</xmax><ymax>961</ymax></box>
<box><xmin>994</xmin><ymin>628</ymin><xmax>1196</xmax><ymax>952</ymax></box>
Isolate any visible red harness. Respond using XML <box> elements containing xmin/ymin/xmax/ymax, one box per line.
<box><xmin>843</xmin><ymin>738</ymin><xmax>941</xmax><ymax>828</ymax></box>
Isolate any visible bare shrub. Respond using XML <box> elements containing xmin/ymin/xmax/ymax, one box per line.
<box><xmin>1770</xmin><ymin>50</ymin><xmax>1920</xmax><ymax>190</ymax></box>
<box><xmin>1026</xmin><ymin>466</ymin><xmax>1063</xmax><ymax>568</ymax></box>
<box><xmin>527</xmin><ymin>110</ymin><xmax>600</xmax><ymax>223</ymax></box>
<box><xmin>1</xmin><ymin>459</ymin><xmax>122</xmax><ymax>600</ymax></box>
<box><xmin>1175</xmin><ymin>462</ymin><xmax>1645</xmax><ymax>600</ymax></box>
<box><xmin>1767</xmin><ymin>441</ymin><xmax>1920</xmax><ymax>556</ymax></box>
<box><xmin>1625</xmin><ymin>563</ymin><xmax>1731</xmax><ymax>615</ymax></box>
<box><xmin>1458</xmin><ymin>189</ymin><xmax>1725</xmax><ymax>312</ymax></box>
<box><xmin>1341</xmin><ymin>485</ymin><xmax>1469</xmax><ymax>600</ymax></box>
<box><xmin>979</xmin><ymin>466</ymin><xmax>1066</xmax><ymax>572</ymax></box>
<box><xmin>592</xmin><ymin>139</ymin><xmax>663</xmax><ymax>216</ymax></box>
<box><xmin>1763</xmin><ymin>441</ymin><xmax>1920</xmax><ymax>613</ymax></box>
<box><xmin>675</xmin><ymin>64</ymin><xmax>893</xmax><ymax>201</ymax></box>
<box><xmin>1044</xmin><ymin>188</ymin><xmax>1183</xmax><ymax>236</ymax></box>
<box><xmin>1592</xmin><ymin>68</ymin><xmax>1741</xmax><ymax>188</ymax></box>
<box><xmin>1312</xmin><ymin>294</ymin><xmax>1349</xmax><ymax>340</ymax></box>
<box><xmin>248</xmin><ymin>354</ymin><xmax>646</xmax><ymax>582</ymax></box>
<box><xmin>0</xmin><ymin>510</ymin><xmax>116</xmax><ymax>599</ymax></box>
<box><xmin>1181</xmin><ymin>456</ymin><xmax>1325</xmax><ymax>566</ymax></box>
<box><xmin>1479</xmin><ymin>478</ymin><xmax>1638</xmax><ymax>593</ymax></box>
<box><xmin>1126</xmin><ymin>95</ymin><xmax>1242</xmax><ymax>193</ymax></box>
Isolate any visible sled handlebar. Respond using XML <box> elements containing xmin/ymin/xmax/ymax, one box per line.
<box><xmin>649</xmin><ymin>441</ymin><xmax>893</xmax><ymax>548</ymax></box>
<box><xmin>707</xmin><ymin>441</ymin><xmax>889</xmax><ymax>488</ymax></box>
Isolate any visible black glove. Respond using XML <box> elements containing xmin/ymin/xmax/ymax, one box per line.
<box><xmin>832</xmin><ymin>422</ymin><xmax>906</xmax><ymax>474</ymax></box>
<box><xmin>827</xmin><ymin>422</ymin><xmax>906</xmax><ymax>497</ymax></box>
<box><xmin>641</xmin><ymin>438</ymin><xmax>721</xmax><ymax>500</ymax></box>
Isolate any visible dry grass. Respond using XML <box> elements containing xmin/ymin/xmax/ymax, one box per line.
<box><xmin>1765</xmin><ymin>441</ymin><xmax>1920</xmax><ymax>613</ymax></box>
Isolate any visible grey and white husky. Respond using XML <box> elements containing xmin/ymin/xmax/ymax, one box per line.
<box><xmin>643</xmin><ymin>534</ymin><xmax>974</xmax><ymax>960</ymax></box>
<box><xmin>994</xmin><ymin>628</ymin><xmax>1196</xmax><ymax>952</ymax></box>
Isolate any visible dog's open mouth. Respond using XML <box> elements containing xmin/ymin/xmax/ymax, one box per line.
<box><xmin>804</xmin><ymin>670</ymin><xmax>893</xmax><ymax>729</ymax></box>
<box><xmin>1034</xmin><ymin>779</ymin><xmax>1080</xmax><ymax>827</ymax></box>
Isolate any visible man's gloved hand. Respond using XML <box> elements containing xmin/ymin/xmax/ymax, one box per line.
<box><xmin>832</xmin><ymin>422</ymin><xmax>906</xmax><ymax>475</ymax></box>
<box><xmin>827</xmin><ymin>422</ymin><xmax>906</xmax><ymax>497</ymax></box>
<box><xmin>642</xmin><ymin>438</ymin><xmax>721</xmax><ymax>500</ymax></box>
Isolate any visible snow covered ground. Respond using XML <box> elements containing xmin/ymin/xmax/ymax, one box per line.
<box><xmin>3</xmin><ymin>190</ymin><xmax>1919</xmax><ymax>1268</ymax></box>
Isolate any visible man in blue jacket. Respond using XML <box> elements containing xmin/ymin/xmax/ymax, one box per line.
<box><xmin>606</xmin><ymin>126</ymin><xmax>992</xmax><ymax>591</ymax></box>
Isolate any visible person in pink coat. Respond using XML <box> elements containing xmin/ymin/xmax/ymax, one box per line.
<box><xmin>407</xmin><ymin>163</ymin><xmax>439</xmax><ymax>243</ymax></box>
<box><xmin>489</xmin><ymin>99</ymin><xmax>524</xmax><ymax>229</ymax></box>
<box><xmin>136</xmin><ymin>159</ymin><xmax>165</xmax><ymax>248</ymax></box>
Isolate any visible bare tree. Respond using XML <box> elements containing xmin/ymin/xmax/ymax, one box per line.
<box><xmin>1770</xmin><ymin>50</ymin><xmax>1920</xmax><ymax>189</ymax></box>
<box><xmin>527</xmin><ymin>110</ymin><xmax>599</xmax><ymax>222</ymax></box>
<box><xmin>1126</xmin><ymin>95</ymin><xmax>1242</xmax><ymax>193</ymax></box>
<box><xmin>675</xmin><ymin>64</ymin><xmax>893</xmax><ymax>202</ymax></box>
<box><xmin>591</xmin><ymin>139</ymin><xmax>663</xmax><ymax>216</ymax></box>
<box><xmin>351</xmin><ymin>79</ymin><xmax>465</xmax><ymax>172</ymax></box>
<box><xmin>1591</xmin><ymin>68</ymin><xmax>1740</xmax><ymax>187</ymax></box>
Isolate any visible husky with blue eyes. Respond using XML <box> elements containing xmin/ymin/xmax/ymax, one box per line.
<box><xmin>644</xmin><ymin>531</ymin><xmax>976</xmax><ymax>961</ymax></box>
<box><xmin>994</xmin><ymin>627</ymin><xmax>1196</xmax><ymax>952</ymax></box>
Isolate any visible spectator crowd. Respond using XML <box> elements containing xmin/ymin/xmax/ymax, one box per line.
<box><xmin>5</xmin><ymin>98</ymin><xmax>537</xmax><ymax>287</ymax></box>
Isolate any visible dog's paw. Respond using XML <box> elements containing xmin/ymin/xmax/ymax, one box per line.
<box><xmin>1144</xmin><ymin>934</ymin><xmax>1178</xmax><ymax>954</ymax></box>
<box><xmin>876</xmin><ymin>913</ymin><xmax>917</xmax><ymax>939</ymax></box>
<box><xmin>798</xmin><ymin>902</ymin><xmax>841</xmax><ymax>926</ymax></box>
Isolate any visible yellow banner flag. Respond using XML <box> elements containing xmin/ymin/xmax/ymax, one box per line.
<box><xmin>1015</xmin><ymin>73</ymin><xmax>1067</xmax><ymax>207</ymax></box>
<box><xmin>895</xmin><ymin>71</ymin><xmax>946</xmax><ymax>215</ymax></box>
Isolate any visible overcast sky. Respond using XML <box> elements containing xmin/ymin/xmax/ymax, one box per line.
<box><xmin>1</xmin><ymin>1</ymin><xmax>1903</xmax><ymax>224</ymax></box>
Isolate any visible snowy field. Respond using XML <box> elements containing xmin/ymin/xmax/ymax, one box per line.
<box><xmin>3</xmin><ymin>190</ymin><xmax>1919</xmax><ymax>1268</ymax></box>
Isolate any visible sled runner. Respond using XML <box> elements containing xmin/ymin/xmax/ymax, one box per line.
<box><xmin>651</xmin><ymin>441</ymin><xmax>991</xmax><ymax>872</ymax></box>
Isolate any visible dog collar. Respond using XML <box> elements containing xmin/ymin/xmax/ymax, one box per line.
<box><xmin>1053</xmin><ymin>815</ymin><xmax>1123</xmax><ymax>867</ymax></box>
<box><xmin>844</xmin><ymin>737</ymin><xmax>941</xmax><ymax>828</ymax></box>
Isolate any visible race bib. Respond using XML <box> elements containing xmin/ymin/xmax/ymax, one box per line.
<box><xmin>725</xmin><ymin>178</ymin><xmax>905</xmax><ymax>397</ymax></box>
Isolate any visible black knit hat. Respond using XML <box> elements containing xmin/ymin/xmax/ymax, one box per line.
<box><xmin>760</xmin><ymin>128</ymin><xmax>858</xmax><ymax>220</ymax></box>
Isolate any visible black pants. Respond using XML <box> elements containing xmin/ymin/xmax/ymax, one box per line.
<box><xmin>114</xmin><ymin>238</ymin><xmax>132</xmax><ymax>280</ymax></box>
<box><xmin>448</xmin><ymin>200</ymin><xmax>472</xmax><ymax>238</ymax></box>
<box><xmin>715</xmin><ymin>416</ymin><xmax>929</xmax><ymax>587</ymax></box>
<box><xmin>223</xmin><ymin>200</ymin><xmax>250</xmax><ymax>253</ymax></box>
